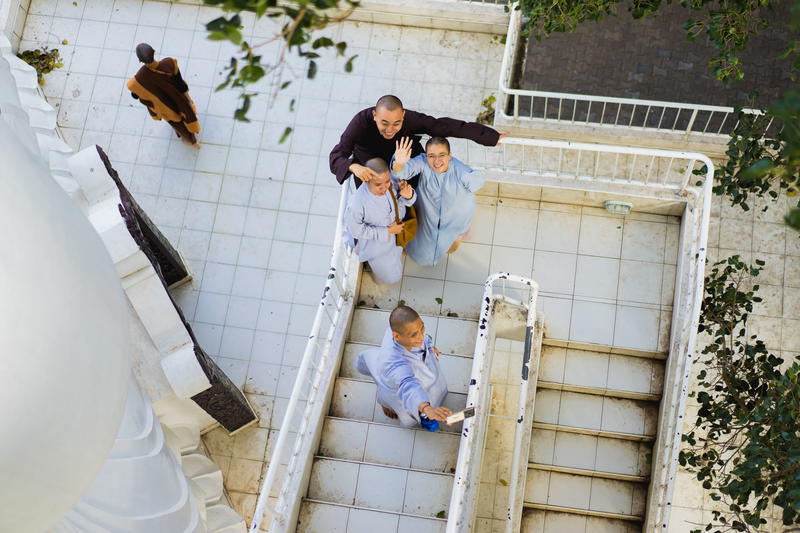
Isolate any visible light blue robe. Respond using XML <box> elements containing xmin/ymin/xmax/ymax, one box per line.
<box><xmin>356</xmin><ymin>327</ymin><xmax>448</xmax><ymax>428</ymax></box>
<box><xmin>344</xmin><ymin>182</ymin><xmax>416</xmax><ymax>284</ymax></box>
<box><xmin>392</xmin><ymin>154</ymin><xmax>485</xmax><ymax>267</ymax></box>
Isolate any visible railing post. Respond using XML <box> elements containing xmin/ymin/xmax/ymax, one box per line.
<box><xmin>685</xmin><ymin>108</ymin><xmax>698</xmax><ymax>134</ymax></box>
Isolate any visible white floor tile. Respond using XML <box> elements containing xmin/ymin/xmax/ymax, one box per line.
<box><xmin>355</xmin><ymin>463</ymin><xmax>407</xmax><ymax>512</ymax></box>
<box><xmin>589</xmin><ymin>478</ymin><xmax>634</xmax><ymax>515</ymax></box>
<box><xmin>536</xmin><ymin>210</ymin><xmax>580</xmax><ymax>253</ymax></box>
<box><xmin>493</xmin><ymin>205</ymin><xmax>538</xmax><ymax>248</ymax></box>
<box><xmin>578</xmin><ymin>214</ymin><xmax>624</xmax><ymax>258</ymax></box>
<box><xmin>220</xmin><ymin>326</ymin><xmax>255</xmax><ymax>360</ymax></box>
<box><xmin>441</xmin><ymin>281</ymin><xmax>483</xmax><ymax>319</ymax></box>
<box><xmin>552</xmin><ymin>432</ymin><xmax>597</xmax><ymax>471</ymax></box>
<box><xmin>445</xmin><ymin>242</ymin><xmax>492</xmax><ymax>284</ymax></box>
<box><xmin>532</xmin><ymin>251</ymin><xmax>577</xmax><ymax>295</ymax></box>
<box><xmin>546</xmin><ymin>472</ymin><xmax>591</xmax><ymax>510</ymax></box>
<box><xmin>346</xmin><ymin>508</ymin><xmax>399</xmax><ymax>533</ymax></box>
<box><xmin>411</xmin><ymin>431</ymin><xmax>460</xmax><ymax>473</ymax></box>
<box><xmin>613</xmin><ymin>305</ymin><xmax>660</xmax><ymax>351</ymax></box>
<box><xmin>363</xmin><ymin>424</ymin><xmax>415</xmax><ymax>468</ymax></box>
<box><xmin>563</xmin><ymin>348</ymin><xmax>609</xmax><ymax>388</ymax></box>
<box><xmin>573</xmin><ymin>256</ymin><xmax>619</xmax><ymax>300</ymax></box>
<box><xmin>330</xmin><ymin>379</ymin><xmax>377</xmax><ymax>421</ymax></box>
<box><xmin>319</xmin><ymin>418</ymin><xmax>368</xmax><ymax>461</ymax></box>
<box><xmin>434</xmin><ymin>317</ymin><xmax>476</xmax><ymax>356</ymax></box>
<box><xmin>617</xmin><ymin>260</ymin><xmax>662</xmax><ymax>305</ymax></box>
<box><xmin>402</xmin><ymin>471</ymin><xmax>453</xmax><ymax>517</ymax></box>
<box><xmin>244</xmin><ymin>361</ymin><xmax>279</xmax><ymax>396</ymax></box>
<box><xmin>349</xmin><ymin>308</ymin><xmax>391</xmax><ymax>345</ymax></box>
<box><xmin>557</xmin><ymin>391</ymin><xmax>603</xmax><ymax>430</ymax></box>
<box><xmin>399</xmin><ymin>276</ymin><xmax>444</xmax><ymax>316</ymax></box>
<box><xmin>569</xmin><ymin>300</ymin><xmax>615</xmax><ymax>345</ymax></box>
<box><xmin>621</xmin><ymin>220</ymin><xmax>666</xmax><ymax>262</ymax></box>
<box><xmin>307</xmin><ymin>459</ymin><xmax>359</xmax><ymax>505</ymax></box>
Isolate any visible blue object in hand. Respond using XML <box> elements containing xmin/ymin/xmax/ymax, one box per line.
<box><xmin>419</xmin><ymin>415</ymin><xmax>439</xmax><ymax>432</ymax></box>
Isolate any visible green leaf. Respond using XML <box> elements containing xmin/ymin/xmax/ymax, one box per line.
<box><xmin>344</xmin><ymin>54</ymin><xmax>358</xmax><ymax>73</ymax></box>
<box><xmin>435</xmin><ymin>297</ymin><xmax>443</xmax><ymax>304</ymax></box>
<box><xmin>739</xmin><ymin>158</ymin><xmax>774</xmax><ymax>181</ymax></box>
<box><xmin>785</xmin><ymin>207</ymin><xmax>800</xmax><ymax>232</ymax></box>
<box><xmin>312</xmin><ymin>37</ymin><xmax>334</xmax><ymax>49</ymax></box>
<box><xmin>279</xmin><ymin>126</ymin><xmax>293</xmax><ymax>144</ymax></box>
<box><xmin>307</xmin><ymin>60</ymin><xmax>317</xmax><ymax>79</ymax></box>
<box><xmin>435</xmin><ymin>510</ymin><xmax>446</xmax><ymax>519</ymax></box>
<box><xmin>498</xmin><ymin>478</ymin><xmax>508</xmax><ymax>486</ymax></box>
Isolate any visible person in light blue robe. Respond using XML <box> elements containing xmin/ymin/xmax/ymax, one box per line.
<box><xmin>356</xmin><ymin>305</ymin><xmax>451</xmax><ymax>429</ymax></box>
<box><xmin>391</xmin><ymin>136</ymin><xmax>486</xmax><ymax>266</ymax></box>
<box><xmin>344</xmin><ymin>158</ymin><xmax>416</xmax><ymax>284</ymax></box>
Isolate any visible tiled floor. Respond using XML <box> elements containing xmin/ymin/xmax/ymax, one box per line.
<box><xmin>360</xmin><ymin>195</ymin><xmax>678</xmax><ymax>353</ymax></box>
<box><xmin>20</xmin><ymin>0</ymin><xmax>503</xmax><ymax>524</ymax></box>
<box><xmin>19</xmin><ymin>1</ymin><xmax>800</xmax><ymax>531</ymax></box>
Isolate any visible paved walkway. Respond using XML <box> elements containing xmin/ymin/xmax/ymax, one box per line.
<box><xmin>521</xmin><ymin>1</ymin><xmax>794</xmax><ymax>108</ymax></box>
<box><xmin>20</xmin><ymin>0</ymin><xmax>502</xmax><ymax>523</ymax></box>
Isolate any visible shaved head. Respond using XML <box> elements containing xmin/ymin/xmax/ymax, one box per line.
<box><xmin>390</xmin><ymin>305</ymin><xmax>420</xmax><ymax>334</ymax></box>
<box><xmin>135</xmin><ymin>43</ymin><xmax>155</xmax><ymax>64</ymax></box>
<box><xmin>376</xmin><ymin>95</ymin><xmax>403</xmax><ymax>112</ymax></box>
<box><xmin>364</xmin><ymin>157</ymin><xmax>389</xmax><ymax>175</ymax></box>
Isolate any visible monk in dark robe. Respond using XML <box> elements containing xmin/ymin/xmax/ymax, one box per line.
<box><xmin>127</xmin><ymin>43</ymin><xmax>200</xmax><ymax>146</ymax></box>
<box><xmin>329</xmin><ymin>94</ymin><xmax>506</xmax><ymax>185</ymax></box>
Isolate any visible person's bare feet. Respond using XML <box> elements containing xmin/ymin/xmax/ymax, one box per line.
<box><xmin>381</xmin><ymin>405</ymin><xmax>398</xmax><ymax>419</ymax></box>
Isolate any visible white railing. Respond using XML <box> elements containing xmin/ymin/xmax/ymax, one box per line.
<box><xmin>249</xmin><ymin>180</ymin><xmax>358</xmax><ymax>533</ymax></box>
<box><xmin>462</xmin><ymin>135</ymin><xmax>711</xmax><ymax>194</ymax></box>
<box><xmin>447</xmin><ymin>273</ymin><xmax>540</xmax><ymax>532</ymax></box>
<box><xmin>498</xmin><ymin>7</ymin><xmax>768</xmax><ymax>136</ymax></box>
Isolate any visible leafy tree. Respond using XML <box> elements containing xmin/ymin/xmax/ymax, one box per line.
<box><xmin>202</xmin><ymin>0</ymin><xmax>359</xmax><ymax>130</ymax></box>
<box><xmin>681</xmin><ymin>256</ymin><xmax>800</xmax><ymax>532</ymax></box>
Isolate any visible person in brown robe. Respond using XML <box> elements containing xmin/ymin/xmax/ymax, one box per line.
<box><xmin>329</xmin><ymin>94</ymin><xmax>506</xmax><ymax>186</ymax></box>
<box><xmin>127</xmin><ymin>43</ymin><xmax>200</xmax><ymax>146</ymax></box>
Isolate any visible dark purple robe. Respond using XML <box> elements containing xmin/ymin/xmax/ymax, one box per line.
<box><xmin>329</xmin><ymin>107</ymin><xmax>500</xmax><ymax>184</ymax></box>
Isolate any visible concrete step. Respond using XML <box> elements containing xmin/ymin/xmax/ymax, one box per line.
<box><xmin>538</xmin><ymin>344</ymin><xmax>664</xmax><ymax>399</ymax></box>
<box><xmin>531</xmin><ymin>422</ymin><xmax>656</xmax><ymax>443</ymax></box>
<box><xmin>306</xmin><ymin>457</ymin><xmax>454</xmax><ymax>519</ymax></box>
<box><xmin>341</xmin><ymin>341</ymin><xmax>474</xmax><ymax>394</ymax></box>
<box><xmin>530</xmin><ymin>427</ymin><xmax>652</xmax><ymax>480</ymax></box>
<box><xmin>206</xmin><ymin>503</ymin><xmax>247</xmax><ymax>532</ymax></box>
<box><xmin>521</xmin><ymin>507</ymin><xmax>644</xmax><ymax>532</ymax></box>
<box><xmin>319</xmin><ymin>416</ymin><xmax>461</xmax><ymax>474</ymax></box>
<box><xmin>523</xmin><ymin>469</ymin><xmax>646</xmax><ymax>521</ymax></box>
<box><xmin>532</xmin><ymin>389</ymin><xmax>658</xmax><ymax>439</ymax></box>
<box><xmin>329</xmin><ymin>377</ymin><xmax>467</xmax><ymax>433</ymax></box>
<box><xmin>541</xmin><ymin>338</ymin><xmax>668</xmax><ymax>361</ymax></box>
<box><xmin>181</xmin><ymin>453</ymin><xmax>223</xmax><ymax>504</ymax></box>
<box><xmin>297</xmin><ymin>500</ymin><xmax>446</xmax><ymax>533</ymax></box>
<box><xmin>349</xmin><ymin>307</ymin><xmax>478</xmax><ymax>357</ymax></box>
<box><xmin>527</xmin><ymin>463</ymin><xmax>648</xmax><ymax>484</ymax></box>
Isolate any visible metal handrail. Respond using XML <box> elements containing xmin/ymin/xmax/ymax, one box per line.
<box><xmin>249</xmin><ymin>180</ymin><xmax>357</xmax><ymax>533</ymax></box>
<box><xmin>446</xmin><ymin>273</ymin><xmax>539</xmax><ymax>532</ymax></box>
<box><xmin>467</xmin><ymin>135</ymin><xmax>711</xmax><ymax>192</ymax></box>
<box><xmin>498</xmin><ymin>7</ymin><xmax>767</xmax><ymax>135</ymax></box>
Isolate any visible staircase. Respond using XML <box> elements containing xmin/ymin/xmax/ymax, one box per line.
<box><xmin>295</xmin><ymin>307</ymin><xmax>478</xmax><ymax>533</ymax></box>
<box><xmin>166</xmin><ymin>424</ymin><xmax>248</xmax><ymax>533</ymax></box>
<box><xmin>521</xmin><ymin>342</ymin><xmax>666</xmax><ymax>533</ymax></box>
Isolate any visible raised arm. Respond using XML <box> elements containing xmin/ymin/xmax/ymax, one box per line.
<box><xmin>407</xmin><ymin>109</ymin><xmax>502</xmax><ymax>147</ymax></box>
<box><xmin>455</xmin><ymin>160</ymin><xmax>486</xmax><ymax>193</ymax></box>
